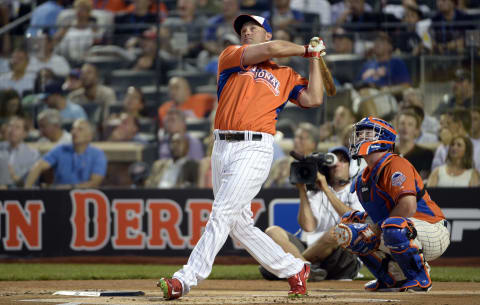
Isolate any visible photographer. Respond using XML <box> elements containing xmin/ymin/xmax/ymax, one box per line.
<box><xmin>260</xmin><ymin>146</ymin><xmax>364</xmax><ymax>281</ymax></box>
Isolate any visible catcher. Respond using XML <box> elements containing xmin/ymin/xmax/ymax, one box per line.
<box><xmin>332</xmin><ymin>116</ymin><xmax>450</xmax><ymax>292</ymax></box>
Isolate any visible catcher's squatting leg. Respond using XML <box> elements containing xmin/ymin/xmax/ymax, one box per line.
<box><xmin>333</xmin><ymin>217</ymin><xmax>435</xmax><ymax>291</ymax></box>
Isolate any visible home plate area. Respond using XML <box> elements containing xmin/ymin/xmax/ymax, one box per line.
<box><xmin>3</xmin><ymin>280</ymin><xmax>480</xmax><ymax>305</ymax></box>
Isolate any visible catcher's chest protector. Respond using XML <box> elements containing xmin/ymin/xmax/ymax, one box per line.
<box><xmin>354</xmin><ymin>153</ymin><xmax>395</xmax><ymax>225</ymax></box>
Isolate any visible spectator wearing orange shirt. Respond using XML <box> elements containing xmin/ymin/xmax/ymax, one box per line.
<box><xmin>92</xmin><ymin>0</ymin><xmax>127</xmax><ymax>12</ymax></box>
<box><xmin>157</xmin><ymin>76</ymin><xmax>215</xmax><ymax>126</ymax></box>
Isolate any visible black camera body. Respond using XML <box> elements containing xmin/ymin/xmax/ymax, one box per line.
<box><xmin>289</xmin><ymin>152</ymin><xmax>337</xmax><ymax>189</ymax></box>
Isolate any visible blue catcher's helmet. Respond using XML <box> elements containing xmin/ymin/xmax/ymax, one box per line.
<box><xmin>349</xmin><ymin>117</ymin><xmax>397</xmax><ymax>159</ymax></box>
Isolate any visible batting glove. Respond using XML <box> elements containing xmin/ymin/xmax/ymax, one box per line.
<box><xmin>303</xmin><ymin>37</ymin><xmax>326</xmax><ymax>59</ymax></box>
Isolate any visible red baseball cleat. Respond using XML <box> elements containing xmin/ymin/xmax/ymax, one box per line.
<box><xmin>287</xmin><ymin>264</ymin><xmax>310</xmax><ymax>298</ymax></box>
<box><xmin>157</xmin><ymin>277</ymin><xmax>183</xmax><ymax>300</ymax></box>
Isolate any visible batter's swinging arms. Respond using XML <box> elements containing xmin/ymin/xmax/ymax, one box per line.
<box><xmin>157</xmin><ymin>14</ymin><xmax>332</xmax><ymax>300</ymax></box>
<box><xmin>332</xmin><ymin>117</ymin><xmax>451</xmax><ymax>292</ymax></box>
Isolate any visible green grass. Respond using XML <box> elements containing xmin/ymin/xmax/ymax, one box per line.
<box><xmin>0</xmin><ymin>264</ymin><xmax>479</xmax><ymax>282</ymax></box>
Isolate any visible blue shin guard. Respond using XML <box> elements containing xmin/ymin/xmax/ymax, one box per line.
<box><xmin>382</xmin><ymin>217</ymin><xmax>432</xmax><ymax>291</ymax></box>
<box><xmin>359</xmin><ymin>252</ymin><xmax>400</xmax><ymax>291</ymax></box>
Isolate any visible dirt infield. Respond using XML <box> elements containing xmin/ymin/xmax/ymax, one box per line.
<box><xmin>1</xmin><ymin>279</ymin><xmax>479</xmax><ymax>305</ymax></box>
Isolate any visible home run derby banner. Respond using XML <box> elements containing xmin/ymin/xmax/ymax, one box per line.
<box><xmin>0</xmin><ymin>188</ymin><xmax>479</xmax><ymax>258</ymax></box>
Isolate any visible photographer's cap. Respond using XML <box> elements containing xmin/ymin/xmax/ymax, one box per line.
<box><xmin>234</xmin><ymin>15</ymin><xmax>272</xmax><ymax>36</ymax></box>
<box><xmin>328</xmin><ymin>146</ymin><xmax>351</xmax><ymax>161</ymax></box>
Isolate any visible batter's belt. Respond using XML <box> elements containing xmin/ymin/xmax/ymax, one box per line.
<box><xmin>218</xmin><ymin>132</ymin><xmax>262</xmax><ymax>141</ymax></box>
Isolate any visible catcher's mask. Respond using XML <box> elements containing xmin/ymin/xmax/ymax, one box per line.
<box><xmin>349</xmin><ymin>116</ymin><xmax>397</xmax><ymax>160</ymax></box>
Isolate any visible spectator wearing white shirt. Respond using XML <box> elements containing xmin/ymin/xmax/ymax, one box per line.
<box><xmin>0</xmin><ymin>116</ymin><xmax>40</xmax><ymax>187</ymax></box>
<box><xmin>28</xmin><ymin>34</ymin><xmax>70</xmax><ymax>77</ymax></box>
<box><xmin>37</xmin><ymin>108</ymin><xmax>72</xmax><ymax>144</ymax></box>
<box><xmin>0</xmin><ymin>49</ymin><xmax>36</xmax><ymax>96</ymax></box>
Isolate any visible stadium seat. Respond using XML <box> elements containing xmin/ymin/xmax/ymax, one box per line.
<box><xmin>325</xmin><ymin>54</ymin><xmax>364</xmax><ymax>85</ymax></box>
<box><xmin>110</xmin><ymin>70</ymin><xmax>159</xmax><ymax>92</ymax></box>
<box><xmin>166</xmin><ymin>70</ymin><xmax>215</xmax><ymax>92</ymax></box>
<box><xmin>277</xmin><ymin>103</ymin><xmax>320</xmax><ymax>126</ymax></box>
<box><xmin>186</xmin><ymin>118</ymin><xmax>210</xmax><ymax>133</ymax></box>
<box><xmin>141</xmin><ymin>85</ymin><xmax>169</xmax><ymax>104</ymax></box>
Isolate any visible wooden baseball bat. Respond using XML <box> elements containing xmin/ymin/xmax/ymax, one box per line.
<box><xmin>319</xmin><ymin>56</ymin><xmax>336</xmax><ymax>97</ymax></box>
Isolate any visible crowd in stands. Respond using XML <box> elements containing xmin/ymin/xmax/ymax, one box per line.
<box><xmin>0</xmin><ymin>0</ymin><xmax>479</xmax><ymax>189</ymax></box>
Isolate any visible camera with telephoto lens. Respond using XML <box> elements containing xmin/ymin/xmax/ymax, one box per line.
<box><xmin>289</xmin><ymin>151</ymin><xmax>338</xmax><ymax>190</ymax></box>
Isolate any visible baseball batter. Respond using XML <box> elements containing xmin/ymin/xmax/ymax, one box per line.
<box><xmin>157</xmin><ymin>14</ymin><xmax>332</xmax><ymax>300</ymax></box>
<box><xmin>332</xmin><ymin>117</ymin><xmax>450</xmax><ymax>292</ymax></box>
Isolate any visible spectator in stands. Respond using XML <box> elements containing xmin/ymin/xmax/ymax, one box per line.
<box><xmin>159</xmin><ymin>0</ymin><xmax>208</xmax><ymax>59</ymax></box>
<box><xmin>157</xmin><ymin>76</ymin><xmax>215</xmax><ymax>124</ymax></box>
<box><xmin>28</xmin><ymin>33</ymin><xmax>70</xmax><ymax>77</ymax></box>
<box><xmin>110</xmin><ymin>86</ymin><xmax>145</xmax><ymax>120</ymax></box>
<box><xmin>331</xmin><ymin>27</ymin><xmax>355</xmax><ymax>55</ymax></box>
<box><xmin>431</xmin><ymin>0</ymin><xmax>474</xmax><ymax>54</ymax></box>
<box><xmin>93</xmin><ymin>0</ymin><xmax>127</xmax><ymax>12</ymax></box>
<box><xmin>68</xmin><ymin>63</ymin><xmax>116</xmax><ymax>122</ymax></box>
<box><xmin>37</xmin><ymin>108</ymin><xmax>72</xmax><ymax>144</ymax></box>
<box><xmin>318</xmin><ymin>105</ymin><xmax>356</xmax><ymax>145</ymax></box>
<box><xmin>41</xmin><ymin>80</ymin><xmax>88</xmax><ymax>123</ymax></box>
<box><xmin>32</xmin><ymin>68</ymin><xmax>56</xmax><ymax>95</ymax></box>
<box><xmin>289</xmin><ymin>0</ymin><xmax>331</xmax><ymax>26</ymax></box>
<box><xmin>126</xmin><ymin>0</ymin><xmax>168</xmax><ymax>18</ymax></box>
<box><xmin>0</xmin><ymin>116</ymin><xmax>40</xmax><ymax>187</ymax></box>
<box><xmin>105</xmin><ymin>113</ymin><xmax>148</xmax><ymax>144</ymax></box>
<box><xmin>331</xmin><ymin>0</ymin><xmax>372</xmax><ymax>25</ymax></box>
<box><xmin>0</xmin><ymin>89</ymin><xmax>25</xmax><ymax>123</ymax></box>
<box><xmin>432</xmin><ymin>107</ymin><xmax>471</xmax><ymax>170</ymax></box>
<box><xmin>25</xmin><ymin>118</ymin><xmax>107</xmax><ymax>189</ymax></box>
<box><xmin>199</xmin><ymin>32</ymin><xmax>239</xmax><ymax>76</ymax></box>
<box><xmin>394</xmin><ymin>109</ymin><xmax>434</xmax><ymax>180</ymax></box>
<box><xmin>130</xmin><ymin>30</ymin><xmax>158</xmax><ymax>71</ymax></box>
<box><xmin>383</xmin><ymin>0</ymin><xmax>431</xmax><ymax>20</ymax></box>
<box><xmin>428</xmin><ymin>135</ymin><xmax>480</xmax><ymax>187</ymax></box>
<box><xmin>0</xmin><ymin>48</ymin><xmax>36</xmax><ymax>96</ymax></box>
<box><xmin>392</xmin><ymin>2</ymin><xmax>425</xmax><ymax>56</ymax></box>
<box><xmin>401</xmin><ymin>105</ymin><xmax>438</xmax><ymax>144</ymax></box>
<box><xmin>357</xmin><ymin>32</ymin><xmax>411</xmax><ymax>90</ymax></box>
<box><xmin>158</xmin><ymin>108</ymin><xmax>204</xmax><ymax>161</ymax></box>
<box><xmin>145</xmin><ymin>132</ymin><xmax>199</xmax><ymax>188</ymax></box>
<box><xmin>261</xmin><ymin>0</ymin><xmax>303</xmax><ymax>30</ymax></box>
<box><xmin>400</xmin><ymin>87</ymin><xmax>439</xmax><ymax>143</ymax></box>
<box><xmin>264</xmin><ymin>123</ymin><xmax>318</xmax><ymax>188</ymax></box>
<box><xmin>114</xmin><ymin>0</ymin><xmax>158</xmax><ymax>46</ymax></box>
<box><xmin>54</xmin><ymin>0</ymin><xmax>101</xmax><ymax>63</ymax></box>
<box><xmin>62</xmin><ymin>69</ymin><xmax>82</xmax><ymax>93</ymax></box>
<box><xmin>203</xmin><ymin>0</ymin><xmax>241</xmax><ymax>55</ymax></box>
<box><xmin>434</xmin><ymin>68</ymin><xmax>473</xmax><ymax>116</ymax></box>
<box><xmin>334</xmin><ymin>0</ymin><xmax>398</xmax><ymax>31</ymax></box>
<box><xmin>26</xmin><ymin>0</ymin><xmax>65</xmax><ymax>36</ymax></box>
<box><xmin>353</xmin><ymin>32</ymin><xmax>411</xmax><ymax>119</ymax></box>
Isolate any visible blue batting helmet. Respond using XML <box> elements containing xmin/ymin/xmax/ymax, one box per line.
<box><xmin>349</xmin><ymin>116</ymin><xmax>397</xmax><ymax>159</ymax></box>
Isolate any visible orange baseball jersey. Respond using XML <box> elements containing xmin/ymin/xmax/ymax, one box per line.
<box><xmin>359</xmin><ymin>154</ymin><xmax>445</xmax><ymax>224</ymax></box>
<box><xmin>215</xmin><ymin>45</ymin><xmax>309</xmax><ymax>135</ymax></box>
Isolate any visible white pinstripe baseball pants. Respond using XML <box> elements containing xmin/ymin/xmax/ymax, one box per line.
<box><xmin>173</xmin><ymin>130</ymin><xmax>304</xmax><ymax>294</ymax></box>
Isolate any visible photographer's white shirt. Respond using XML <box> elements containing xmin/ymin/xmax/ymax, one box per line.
<box><xmin>302</xmin><ymin>183</ymin><xmax>363</xmax><ymax>246</ymax></box>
